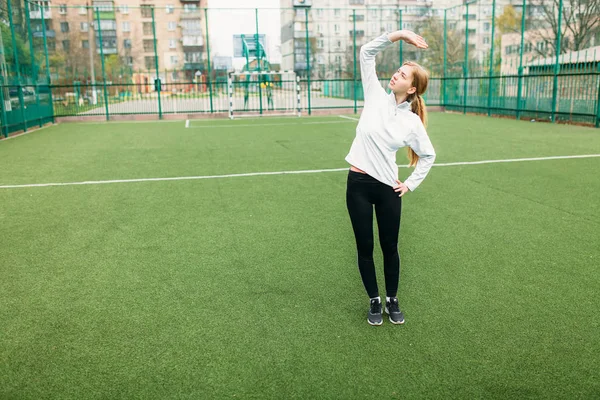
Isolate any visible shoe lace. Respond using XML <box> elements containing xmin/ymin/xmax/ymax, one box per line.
<box><xmin>388</xmin><ymin>298</ymin><xmax>400</xmax><ymax>313</ymax></box>
<box><xmin>370</xmin><ymin>300</ymin><xmax>381</xmax><ymax>314</ymax></box>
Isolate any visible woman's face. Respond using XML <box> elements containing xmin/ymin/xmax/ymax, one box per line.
<box><xmin>388</xmin><ymin>65</ymin><xmax>416</xmax><ymax>96</ymax></box>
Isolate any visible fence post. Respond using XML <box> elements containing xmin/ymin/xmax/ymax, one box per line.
<box><xmin>39</xmin><ymin>0</ymin><xmax>54</xmax><ymax>122</ymax></box>
<box><xmin>7</xmin><ymin>0</ymin><xmax>27</xmax><ymax>132</ymax></box>
<box><xmin>595</xmin><ymin>66</ymin><xmax>600</xmax><ymax>128</ymax></box>
<box><xmin>516</xmin><ymin>0</ymin><xmax>526</xmax><ymax>121</ymax></box>
<box><xmin>204</xmin><ymin>8</ymin><xmax>213</xmax><ymax>113</ymax></box>
<box><xmin>255</xmin><ymin>9</ymin><xmax>263</xmax><ymax>115</ymax></box>
<box><xmin>0</xmin><ymin>75</ymin><xmax>7</xmax><ymax>137</ymax></box>
<box><xmin>87</xmin><ymin>5</ymin><xmax>97</xmax><ymax>106</ymax></box>
<box><xmin>487</xmin><ymin>0</ymin><xmax>496</xmax><ymax>117</ymax></box>
<box><xmin>24</xmin><ymin>3</ymin><xmax>42</xmax><ymax>127</ymax></box>
<box><xmin>443</xmin><ymin>8</ymin><xmax>447</xmax><ymax>107</ymax></box>
<box><xmin>398</xmin><ymin>9</ymin><xmax>403</xmax><ymax>65</ymax></box>
<box><xmin>304</xmin><ymin>8</ymin><xmax>311</xmax><ymax>115</ymax></box>
<box><xmin>353</xmin><ymin>9</ymin><xmax>357</xmax><ymax>114</ymax></box>
<box><xmin>551</xmin><ymin>0</ymin><xmax>563</xmax><ymax>123</ymax></box>
<box><xmin>95</xmin><ymin>7</ymin><xmax>110</xmax><ymax>121</ymax></box>
<box><xmin>151</xmin><ymin>7</ymin><xmax>162</xmax><ymax>119</ymax></box>
<box><xmin>463</xmin><ymin>2</ymin><xmax>469</xmax><ymax>114</ymax></box>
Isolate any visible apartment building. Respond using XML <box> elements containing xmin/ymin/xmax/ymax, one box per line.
<box><xmin>280</xmin><ymin>0</ymin><xmax>462</xmax><ymax>78</ymax></box>
<box><xmin>26</xmin><ymin>0</ymin><xmax>207</xmax><ymax>83</ymax></box>
<box><xmin>279</xmin><ymin>0</ymin><xmax>543</xmax><ymax>78</ymax></box>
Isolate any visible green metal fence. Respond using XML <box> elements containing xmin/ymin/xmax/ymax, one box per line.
<box><xmin>1</xmin><ymin>0</ymin><xmax>599</xmax><ymax>136</ymax></box>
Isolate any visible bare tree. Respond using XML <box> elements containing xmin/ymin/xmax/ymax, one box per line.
<box><xmin>416</xmin><ymin>16</ymin><xmax>470</xmax><ymax>77</ymax></box>
<box><xmin>528</xmin><ymin>0</ymin><xmax>600</xmax><ymax>56</ymax></box>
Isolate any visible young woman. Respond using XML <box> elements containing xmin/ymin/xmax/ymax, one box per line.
<box><xmin>345</xmin><ymin>30</ymin><xmax>436</xmax><ymax>326</ymax></box>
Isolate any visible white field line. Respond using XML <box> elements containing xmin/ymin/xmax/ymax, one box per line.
<box><xmin>1</xmin><ymin>154</ymin><xmax>599</xmax><ymax>190</ymax></box>
<box><xmin>338</xmin><ymin>115</ymin><xmax>359</xmax><ymax>121</ymax></box>
<box><xmin>433</xmin><ymin>154</ymin><xmax>600</xmax><ymax>166</ymax></box>
<box><xmin>187</xmin><ymin>120</ymin><xmax>355</xmax><ymax>129</ymax></box>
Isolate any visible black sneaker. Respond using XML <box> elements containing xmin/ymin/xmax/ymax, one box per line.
<box><xmin>367</xmin><ymin>299</ymin><xmax>383</xmax><ymax>326</ymax></box>
<box><xmin>385</xmin><ymin>297</ymin><xmax>405</xmax><ymax>325</ymax></box>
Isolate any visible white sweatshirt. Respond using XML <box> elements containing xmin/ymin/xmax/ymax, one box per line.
<box><xmin>345</xmin><ymin>34</ymin><xmax>436</xmax><ymax>191</ymax></box>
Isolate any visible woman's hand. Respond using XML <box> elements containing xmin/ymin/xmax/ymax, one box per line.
<box><xmin>388</xmin><ymin>30</ymin><xmax>428</xmax><ymax>49</ymax></box>
<box><xmin>394</xmin><ymin>179</ymin><xmax>410</xmax><ymax>197</ymax></box>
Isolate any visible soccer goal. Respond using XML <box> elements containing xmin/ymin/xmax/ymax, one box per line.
<box><xmin>227</xmin><ymin>71</ymin><xmax>301</xmax><ymax>119</ymax></box>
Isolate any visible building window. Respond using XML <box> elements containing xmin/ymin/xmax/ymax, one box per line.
<box><xmin>47</xmin><ymin>40</ymin><xmax>56</xmax><ymax>51</ymax></box>
<box><xmin>143</xmin><ymin>39</ymin><xmax>154</xmax><ymax>52</ymax></box>
<box><xmin>60</xmin><ymin>22</ymin><xmax>69</xmax><ymax>32</ymax></box>
<box><xmin>141</xmin><ymin>5</ymin><xmax>153</xmax><ymax>18</ymax></box>
<box><xmin>125</xmin><ymin>56</ymin><xmax>133</xmax><ymax>65</ymax></box>
<box><xmin>334</xmin><ymin>55</ymin><xmax>341</xmax><ymax>64</ymax></box>
<box><xmin>120</xmin><ymin>5</ymin><xmax>129</xmax><ymax>14</ymax></box>
<box><xmin>82</xmin><ymin>40</ymin><xmax>89</xmax><ymax>48</ymax></box>
<box><xmin>317</xmin><ymin>24</ymin><xmax>322</xmax><ymax>33</ymax></box>
<box><xmin>483</xmin><ymin>37</ymin><xmax>490</xmax><ymax>44</ymax></box>
<box><xmin>80</xmin><ymin>22</ymin><xmax>88</xmax><ymax>32</ymax></box>
<box><xmin>166</xmin><ymin>5</ymin><xmax>174</xmax><ymax>14</ymax></box>
<box><xmin>484</xmin><ymin>22</ymin><xmax>490</xmax><ymax>32</ymax></box>
<box><xmin>169</xmin><ymin>39</ymin><xmax>176</xmax><ymax>49</ymax></box>
<box><xmin>349</xmin><ymin>0</ymin><xmax>364</xmax><ymax>4</ymax></box>
<box><xmin>317</xmin><ymin>39</ymin><xmax>324</xmax><ymax>48</ymax></box>
<box><xmin>143</xmin><ymin>22</ymin><xmax>153</xmax><ymax>35</ymax></box>
<box><xmin>184</xmin><ymin>52</ymin><xmax>202</xmax><ymax>63</ymax></box>
<box><xmin>93</xmin><ymin>1</ymin><xmax>113</xmax><ymax>12</ymax></box>
<box><xmin>334</xmin><ymin>9</ymin><xmax>340</xmax><ymax>17</ymax></box>
<box><xmin>181</xmin><ymin>20</ymin><xmax>201</xmax><ymax>30</ymax></box>
<box><xmin>79</xmin><ymin>6</ymin><xmax>86</xmax><ymax>15</ymax></box>
<box><xmin>334</xmin><ymin>24</ymin><xmax>339</xmax><ymax>33</ymax></box>
<box><xmin>183</xmin><ymin>4</ymin><xmax>197</xmax><ymax>13</ymax></box>
<box><xmin>536</xmin><ymin>41</ymin><xmax>546</xmax><ymax>52</ymax></box>
<box><xmin>336</xmin><ymin>40</ymin><xmax>341</xmax><ymax>48</ymax></box>
<box><xmin>145</xmin><ymin>56</ymin><xmax>156</xmax><ymax>70</ymax></box>
<box><xmin>59</xmin><ymin>4</ymin><xmax>67</xmax><ymax>14</ymax></box>
<box><xmin>122</xmin><ymin>22</ymin><xmax>130</xmax><ymax>32</ymax></box>
<box><xmin>123</xmin><ymin>39</ymin><xmax>131</xmax><ymax>48</ymax></box>
<box><xmin>168</xmin><ymin>22</ymin><xmax>177</xmax><ymax>31</ymax></box>
<box><xmin>62</xmin><ymin>40</ymin><xmax>70</xmax><ymax>51</ymax></box>
<box><xmin>170</xmin><ymin>55</ymin><xmax>178</xmax><ymax>65</ymax></box>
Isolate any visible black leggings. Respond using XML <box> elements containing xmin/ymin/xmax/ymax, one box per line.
<box><xmin>346</xmin><ymin>170</ymin><xmax>402</xmax><ymax>298</ymax></box>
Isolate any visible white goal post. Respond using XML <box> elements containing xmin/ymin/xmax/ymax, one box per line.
<box><xmin>227</xmin><ymin>71</ymin><xmax>301</xmax><ymax>119</ymax></box>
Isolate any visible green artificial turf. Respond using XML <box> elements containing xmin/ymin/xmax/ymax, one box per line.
<box><xmin>1</xmin><ymin>114</ymin><xmax>599</xmax><ymax>399</ymax></box>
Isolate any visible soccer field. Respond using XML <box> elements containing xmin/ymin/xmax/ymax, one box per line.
<box><xmin>1</xmin><ymin>113</ymin><xmax>599</xmax><ymax>399</ymax></box>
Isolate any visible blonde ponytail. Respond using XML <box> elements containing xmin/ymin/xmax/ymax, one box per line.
<box><xmin>407</xmin><ymin>94</ymin><xmax>427</xmax><ymax>167</ymax></box>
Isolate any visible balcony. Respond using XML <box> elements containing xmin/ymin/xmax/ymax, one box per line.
<box><xmin>97</xmin><ymin>47</ymin><xmax>118</xmax><ymax>54</ymax></box>
<box><xmin>181</xmin><ymin>30</ymin><xmax>204</xmax><ymax>47</ymax></box>
<box><xmin>183</xmin><ymin>62</ymin><xmax>204</xmax><ymax>70</ymax></box>
<box><xmin>180</xmin><ymin>0</ymin><xmax>200</xmax><ymax>2</ymax></box>
<box><xmin>32</xmin><ymin>30</ymin><xmax>56</xmax><ymax>38</ymax></box>
<box><xmin>182</xmin><ymin>35</ymin><xmax>204</xmax><ymax>47</ymax></box>
<box><xmin>180</xmin><ymin>10</ymin><xmax>202</xmax><ymax>19</ymax></box>
<box><xmin>30</xmin><ymin>9</ymin><xmax>52</xmax><ymax>19</ymax></box>
<box><xmin>294</xmin><ymin>62</ymin><xmax>308</xmax><ymax>70</ymax></box>
<box><xmin>293</xmin><ymin>30</ymin><xmax>316</xmax><ymax>39</ymax></box>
